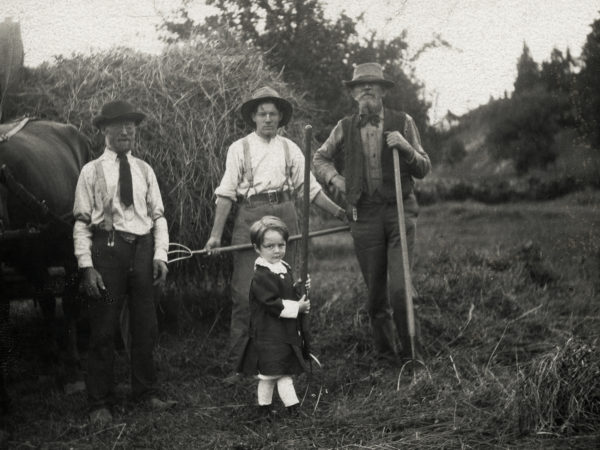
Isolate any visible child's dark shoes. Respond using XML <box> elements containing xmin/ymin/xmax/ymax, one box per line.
<box><xmin>255</xmin><ymin>404</ymin><xmax>276</xmax><ymax>422</ymax></box>
<box><xmin>286</xmin><ymin>403</ymin><xmax>301</xmax><ymax>418</ymax></box>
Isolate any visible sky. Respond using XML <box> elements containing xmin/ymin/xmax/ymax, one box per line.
<box><xmin>1</xmin><ymin>0</ymin><xmax>598</xmax><ymax>122</ymax></box>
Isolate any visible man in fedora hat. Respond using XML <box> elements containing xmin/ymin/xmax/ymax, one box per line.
<box><xmin>204</xmin><ymin>86</ymin><xmax>345</xmax><ymax>380</ymax></box>
<box><xmin>313</xmin><ymin>63</ymin><xmax>431</xmax><ymax>362</ymax></box>
<box><xmin>73</xmin><ymin>99</ymin><xmax>174</xmax><ymax>425</ymax></box>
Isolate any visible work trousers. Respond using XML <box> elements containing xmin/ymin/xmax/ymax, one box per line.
<box><xmin>349</xmin><ymin>192</ymin><xmax>419</xmax><ymax>356</ymax></box>
<box><xmin>228</xmin><ymin>200</ymin><xmax>299</xmax><ymax>367</ymax></box>
<box><xmin>87</xmin><ymin>231</ymin><xmax>158</xmax><ymax>409</ymax></box>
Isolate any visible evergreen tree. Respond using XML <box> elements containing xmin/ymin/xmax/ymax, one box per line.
<box><xmin>514</xmin><ymin>42</ymin><xmax>540</xmax><ymax>95</ymax></box>
<box><xmin>577</xmin><ymin>15</ymin><xmax>600</xmax><ymax>146</ymax></box>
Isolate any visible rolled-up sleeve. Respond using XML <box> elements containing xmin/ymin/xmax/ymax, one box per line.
<box><xmin>147</xmin><ymin>168</ymin><xmax>169</xmax><ymax>262</ymax></box>
<box><xmin>214</xmin><ymin>142</ymin><xmax>242</xmax><ymax>202</ymax></box>
<box><xmin>313</xmin><ymin>120</ymin><xmax>344</xmax><ymax>185</ymax></box>
<box><xmin>288</xmin><ymin>140</ymin><xmax>322</xmax><ymax>202</ymax></box>
<box><xmin>404</xmin><ymin>115</ymin><xmax>431</xmax><ymax>179</ymax></box>
<box><xmin>73</xmin><ymin>165</ymin><xmax>95</xmax><ymax>268</ymax></box>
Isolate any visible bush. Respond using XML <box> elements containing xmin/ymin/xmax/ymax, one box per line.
<box><xmin>486</xmin><ymin>87</ymin><xmax>566</xmax><ymax>174</ymax></box>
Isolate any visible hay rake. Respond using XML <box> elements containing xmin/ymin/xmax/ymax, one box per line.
<box><xmin>167</xmin><ymin>225</ymin><xmax>350</xmax><ymax>264</ymax></box>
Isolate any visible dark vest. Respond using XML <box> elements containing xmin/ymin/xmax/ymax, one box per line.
<box><xmin>342</xmin><ymin>108</ymin><xmax>413</xmax><ymax>206</ymax></box>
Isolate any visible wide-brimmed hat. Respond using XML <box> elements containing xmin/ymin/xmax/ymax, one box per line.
<box><xmin>344</xmin><ymin>63</ymin><xmax>395</xmax><ymax>89</ymax></box>
<box><xmin>92</xmin><ymin>100</ymin><xmax>146</xmax><ymax>129</ymax></box>
<box><xmin>240</xmin><ymin>86</ymin><xmax>293</xmax><ymax>128</ymax></box>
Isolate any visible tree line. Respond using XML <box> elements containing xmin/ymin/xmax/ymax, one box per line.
<box><xmin>158</xmin><ymin>0</ymin><xmax>445</xmax><ymax>145</ymax></box>
<box><xmin>486</xmin><ymin>14</ymin><xmax>600</xmax><ymax>174</ymax></box>
<box><xmin>159</xmin><ymin>2</ymin><xmax>600</xmax><ymax>175</ymax></box>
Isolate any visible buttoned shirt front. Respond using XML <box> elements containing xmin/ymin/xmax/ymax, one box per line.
<box><xmin>214</xmin><ymin>132</ymin><xmax>322</xmax><ymax>202</ymax></box>
<box><xmin>73</xmin><ymin>148</ymin><xmax>169</xmax><ymax>268</ymax></box>
<box><xmin>360</xmin><ymin>110</ymin><xmax>384</xmax><ymax>195</ymax></box>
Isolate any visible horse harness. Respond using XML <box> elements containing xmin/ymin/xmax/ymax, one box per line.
<box><xmin>0</xmin><ymin>118</ymin><xmax>73</xmax><ymax>241</ymax></box>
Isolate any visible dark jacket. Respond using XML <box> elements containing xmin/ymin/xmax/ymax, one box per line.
<box><xmin>237</xmin><ymin>262</ymin><xmax>307</xmax><ymax>376</ymax></box>
<box><xmin>342</xmin><ymin>108</ymin><xmax>414</xmax><ymax>205</ymax></box>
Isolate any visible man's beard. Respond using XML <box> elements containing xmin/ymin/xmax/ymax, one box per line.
<box><xmin>358</xmin><ymin>96</ymin><xmax>382</xmax><ymax>114</ymax></box>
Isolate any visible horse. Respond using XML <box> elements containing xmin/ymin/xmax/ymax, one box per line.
<box><xmin>0</xmin><ymin>118</ymin><xmax>92</xmax><ymax>412</ymax></box>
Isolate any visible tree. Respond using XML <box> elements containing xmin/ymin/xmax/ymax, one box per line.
<box><xmin>540</xmin><ymin>47</ymin><xmax>577</xmax><ymax>127</ymax></box>
<box><xmin>514</xmin><ymin>42</ymin><xmax>540</xmax><ymax>95</ymax></box>
<box><xmin>540</xmin><ymin>48</ymin><xmax>576</xmax><ymax>93</ymax></box>
<box><xmin>486</xmin><ymin>87</ymin><xmax>563</xmax><ymax>174</ymax></box>
<box><xmin>158</xmin><ymin>0</ymin><xmax>433</xmax><ymax>139</ymax></box>
<box><xmin>577</xmin><ymin>15</ymin><xmax>600</xmax><ymax>146</ymax></box>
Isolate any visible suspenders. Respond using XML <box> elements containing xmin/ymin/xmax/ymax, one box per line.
<box><xmin>240</xmin><ymin>136</ymin><xmax>294</xmax><ymax>199</ymax></box>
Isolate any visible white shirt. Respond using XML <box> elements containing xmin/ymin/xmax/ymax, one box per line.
<box><xmin>73</xmin><ymin>148</ymin><xmax>169</xmax><ymax>268</ymax></box>
<box><xmin>214</xmin><ymin>132</ymin><xmax>322</xmax><ymax>202</ymax></box>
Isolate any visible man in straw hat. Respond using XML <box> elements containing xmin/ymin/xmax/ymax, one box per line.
<box><xmin>204</xmin><ymin>86</ymin><xmax>345</xmax><ymax>381</ymax></box>
<box><xmin>73</xmin><ymin>100</ymin><xmax>175</xmax><ymax>425</ymax></box>
<box><xmin>313</xmin><ymin>63</ymin><xmax>431</xmax><ymax>363</ymax></box>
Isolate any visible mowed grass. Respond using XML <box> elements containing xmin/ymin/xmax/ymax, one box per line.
<box><xmin>3</xmin><ymin>191</ymin><xmax>600</xmax><ymax>449</ymax></box>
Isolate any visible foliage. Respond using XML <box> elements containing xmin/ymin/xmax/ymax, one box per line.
<box><xmin>540</xmin><ymin>48</ymin><xmax>576</xmax><ymax>95</ymax></box>
<box><xmin>514</xmin><ymin>42</ymin><xmax>540</xmax><ymax>95</ymax></box>
<box><xmin>442</xmin><ymin>137</ymin><xmax>466</xmax><ymax>166</ymax></box>
<box><xmin>158</xmin><ymin>0</ymin><xmax>434</xmax><ymax>140</ymax></box>
<box><xmin>577</xmin><ymin>15</ymin><xmax>600</xmax><ymax>146</ymax></box>
<box><xmin>486</xmin><ymin>87</ymin><xmax>563</xmax><ymax>174</ymax></box>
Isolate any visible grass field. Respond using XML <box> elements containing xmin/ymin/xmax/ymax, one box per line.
<box><xmin>3</xmin><ymin>191</ymin><xmax>600</xmax><ymax>449</ymax></box>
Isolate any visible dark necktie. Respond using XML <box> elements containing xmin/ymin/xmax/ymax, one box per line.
<box><xmin>358</xmin><ymin>113</ymin><xmax>381</xmax><ymax>128</ymax></box>
<box><xmin>117</xmin><ymin>153</ymin><xmax>133</xmax><ymax>207</ymax></box>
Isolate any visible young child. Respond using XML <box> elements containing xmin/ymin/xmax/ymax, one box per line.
<box><xmin>237</xmin><ymin>215</ymin><xmax>310</xmax><ymax>418</ymax></box>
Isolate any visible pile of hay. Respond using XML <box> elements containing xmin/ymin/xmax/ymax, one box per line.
<box><xmin>517</xmin><ymin>337</ymin><xmax>600</xmax><ymax>435</ymax></box>
<box><xmin>7</xmin><ymin>39</ymin><xmax>310</xmax><ymax>283</ymax></box>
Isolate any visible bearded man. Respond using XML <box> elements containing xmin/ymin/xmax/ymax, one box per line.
<box><xmin>313</xmin><ymin>63</ymin><xmax>431</xmax><ymax>362</ymax></box>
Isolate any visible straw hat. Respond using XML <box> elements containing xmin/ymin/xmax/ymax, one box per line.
<box><xmin>240</xmin><ymin>86</ymin><xmax>293</xmax><ymax>128</ymax></box>
<box><xmin>344</xmin><ymin>63</ymin><xmax>395</xmax><ymax>89</ymax></box>
<box><xmin>92</xmin><ymin>100</ymin><xmax>146</xmax><ymax>129</ymax></box>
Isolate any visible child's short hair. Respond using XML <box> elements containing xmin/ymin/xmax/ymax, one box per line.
<box><xmin>250</xmin><ymin>215</ymin><xmax>290</xmax><ymax>247</ymax></box>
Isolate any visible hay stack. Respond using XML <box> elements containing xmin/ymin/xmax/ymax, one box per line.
<box><xmin>518</xmin><ymin>337</ymin><xmax>600</xmax><ymax>435</ymax></box>
<box><xmin>9</xmin><ymin>39</ymin><xmax>310</xmax><ymax>283</ymax></box>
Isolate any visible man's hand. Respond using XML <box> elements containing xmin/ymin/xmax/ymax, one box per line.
<box><xmin>83</xmin><ymin>267</ymin><xmax>105</xmax><ymax>300</ymax></box>
<box><xmin>385</xmin><ymin>131</ymin><xmax>414</xmax><ymax>161</ymax></box>
<box><xmin>153</xmin><ymin>259</ymin><xmax>168</xmax><ymax>287</ymax></box>
<box><xmin>330</xmin><ymin>174</ymin><xmax>346</xmax><ymax>195</ymax></box>
<box><xmin>298</xmin><ymin>294</ymin><xmax>311</xmax><ymax>314</ymax></box>
<box><xmin>203</xmin><ymin>236</ymin><xmax>221</xmax><ymax>255</ymax></box>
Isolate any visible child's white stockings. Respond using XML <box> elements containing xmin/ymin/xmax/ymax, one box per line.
<box><xmin>257</xmin><ymin>375</ymin><xmax>299</xmax><ymax>407</ymax></box>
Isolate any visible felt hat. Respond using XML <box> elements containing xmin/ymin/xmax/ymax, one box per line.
<box><xmin>344</xmin><ymin>62</ymin><xmax>395</xmax><ymax>89</ymax></box>
<box><xmin>92</xmin><ymin>100</ymin><xmax>146</xmax><ymax>129</ymax></box>
<box><xmin>240</xmin><ymin>86</ymin><xmax>293</xmax><ymax>128</ymax></box>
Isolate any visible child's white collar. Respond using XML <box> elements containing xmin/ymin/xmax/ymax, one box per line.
<box><xmin>255</xmin><ymin>256</ymin><xmax>289</xmax><ymax>274</ymax></box>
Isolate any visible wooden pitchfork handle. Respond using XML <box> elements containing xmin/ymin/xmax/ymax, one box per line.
<box><xmin>392</xmin><ymin>147</ymin><xmax>417</xmax><ymax>361</ymax></box>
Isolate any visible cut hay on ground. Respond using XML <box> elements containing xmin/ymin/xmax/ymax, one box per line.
<box><xmin>518</xmin><ymin>337</ymin><xmax>600</xmax><ymax>435</ymax></box>
<box><xmin>7</xmin><ymin>39</ymin><xmax>310</xmax><ymax>282</ymax></box>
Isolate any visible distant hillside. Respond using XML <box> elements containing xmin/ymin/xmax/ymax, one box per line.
<box><xmin>417</xmin><ymin>99</ymin><xmax>599</xmax><ymax>204</ymax></box>
<box><xmin>428</xmin><ymin>99</ymin><xmax>598</xmax><ymax>185</ymax></box>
